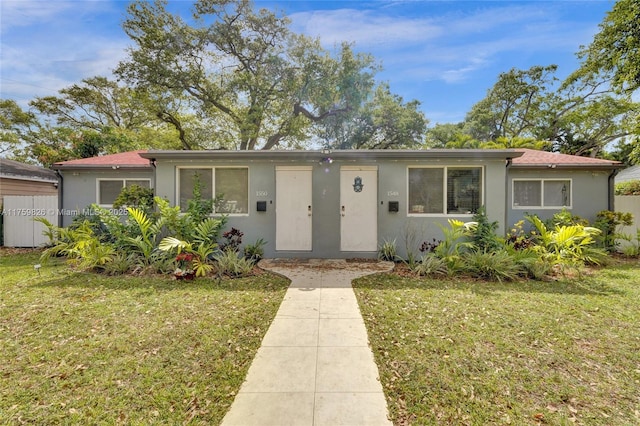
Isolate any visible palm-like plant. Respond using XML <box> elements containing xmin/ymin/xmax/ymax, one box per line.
<box><xmin>158</xmin><ymin>217</ymin><xmax>224</xmax><ymax>277</ymax></box>
<box><xmin>527</xmin><ymin>215</ymin><xmax>606</xmax><ymax>266</ymax></box>
<box><xmin>125</xmin><ymin>207</ymin><xmax>167</xmax><ymax>265</ymax></box>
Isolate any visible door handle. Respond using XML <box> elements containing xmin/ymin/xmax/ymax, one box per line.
<box><xmin>341</xmin><ymin>205</ymin><xmax>345</xmax><ymax>217</ymax></box>
<box><xmin>308</xmin><ymin>205</ymin><xmax>312</xmax><ymax>216</ymax></box>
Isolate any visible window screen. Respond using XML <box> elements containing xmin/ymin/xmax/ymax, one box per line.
<box><xmin>179</xmin><ymin>169</ymin><xmax>213</xmax><ymax>211</ymax></box>
<box><xmin>408</xmin><ymin>168</ymin><xmax>444</xmax><ymax>214</ymax></box>
<box><xmin>99</xmin><ymin>180</ymin><xmax>124</xmax><ymax>205</ymax></box>
<box><xmin>215</xmin><ymin>168</ymin><xmax>249</xmax><ymax>213</ymax></box>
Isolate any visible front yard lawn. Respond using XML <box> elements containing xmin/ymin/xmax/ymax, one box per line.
<box><xmin>354</xmin><ymin>261</ymin><xmax>640</xmax><ymax>425</ymax></box>
<box><xmin>0</xmin><ymin>249</ymin><xmax>289</xmax><ymax>424</ymax></box>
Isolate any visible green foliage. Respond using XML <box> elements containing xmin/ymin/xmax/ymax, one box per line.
<box><xmin>463</xmin><ymin>250</ymin><xmax>523</xmax><ymax>282</ymax></box>
<box><xmin>545</xmin><ymin>208</ymin><xmax>588</xmax><ymax>228</ymax></box>
<box><xmin>125</xmin><ymin>207</ymin><xmax>166</xmax><ymax>264</ymax></box>
<box><xmin>102</xmin><ymin>252</ymin><xmax>138</xmax><ymax>276</ymax></box>
<box><xmin>594</xmin><ymin>210</ymin><xmax>634</xmax><ymax>251</ymax></box>
<box><xmin>412</xmin><ymin>253</ymin><xmax>448</xmax><ymax>277</ymax></box>
<box><xmin>505</xmin><ymin>220</ymin><xmax>535</xmax><ymax>250</ymax></box>
<box><xmin>378</xmin><ymin>239</ymin><xmax>398</xmax><ymax>262</ymax></box>
<box><xmin>118</xmin><ymin>1</ymin><xmax>394</xmax><ymax>151</ymax></box>
<box><xmin>214</xmin><ymin>249</ymin><xmax>255</xmax><ymax>278</ymax></box>
<box><xmin>503</xmin><ymin>247</ymin><xmax>551</xmax><ymax>280</ymax></box>
<box><xmin>527</xmin><ymin>215</ymin><xmax>606</xmax><ymax>267</ymax></box>
<box><xmin>571</xmin><ymin>0</ymin><xmax>640</xmax><ymax>93</ymax></box>
<box><xmin>468</xmin><ymin>206</ymin><xmax>503</xmax><ymax>252</ymax></box>
<box><xmin>72</xmin><ymin>204</ymin><xmax>128</xmax><ymax>244</ymax></box>
<box><xmin>113</xmin><ymin>184</ymin><xmax>154</xmax><ymax>213</ymax></box>
<box><xmin>187</xmin><ymin>172</ymin><xmax>214</xmax><ymax>223</ymax></box>
<box><xmin>243</xmin><ymin>238</ymin><xmax>267</xmax><ymax>262</ymax></box>
<box><xmin>615</xmin><ymin>180</ymin><xmax>640</xmax><ymax>195</ymax></box>
<box><xmin>158</xmin><ymin>217</ymin><xmax>224</xmax><ymax>277</ymax></box>
<box><xmin>36</xmin><ymin>218</ymin><xmax>115</xmax><ymax>271</ymax></box>
<box><xmin>434</xmin><ymin>219</ymin><xmax>475</xmax><ymax>265</ymax></box>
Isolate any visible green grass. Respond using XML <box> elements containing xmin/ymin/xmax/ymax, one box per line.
<box><xmin>0</xmin><ymin>250</ymin><xmax>289</xmax><ymax>425</ymax></box>
<box><xmin>354</xmin><ymin>261</ymin><xmax>640</xmax><ymax>425</ymax></box>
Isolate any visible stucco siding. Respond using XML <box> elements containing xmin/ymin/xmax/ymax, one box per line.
<box><xmin>507</xmin><ymin>168</ymin><xmax>612</xmax><ymax>227</ymax></box>
<box><xmin>154</xmin><ymin>156</ymin><xmax>509</xmax><ymax>259</ymax></box>
<box><xmin>60</xmin><ymin>169</ymin><xmax>154</xmax><ymax>226</ymax></box>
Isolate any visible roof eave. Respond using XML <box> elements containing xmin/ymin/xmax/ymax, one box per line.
<box><xmin>511</xmin><ymin>163</ymin><xmax>624</xmax><ymax>170</ymax></box>
<box><xmin>52</xmin><ymin>164</ymin><xmax>152</xmax><ymax>171</ymax></box>
<box><xmin>140</xmin><ymin>149</ymin><xmax>524</xmax><ymax>161</ymax></box>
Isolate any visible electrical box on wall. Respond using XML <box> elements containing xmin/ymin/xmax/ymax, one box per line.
<box><xmin>256</xmin><ymin>201</ymin><xmax>267</xmax><ymax>212</ymax></box>
<box><xmin>388</xmin><ymin>201</ymin><xmax>399</xmax><ymax>212</ymax></box>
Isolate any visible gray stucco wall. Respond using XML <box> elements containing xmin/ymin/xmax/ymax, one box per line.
<box><xmin>59</xmin><ymin>169</ymin><xmax>154</xmax><ymax>226</ymax></box>
<box><xmin>153</xmin><ymin>156</ymin><xmax>509</xmax><ymax>259</ymax></box>
<box><xmin>506</xmin><ymin>168</ymin><xmax>613</xmax><ymax>228</ymax></box>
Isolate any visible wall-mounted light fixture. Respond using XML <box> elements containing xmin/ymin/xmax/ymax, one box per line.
<box><xmin>319</xmin><ymin>157</ymin><xmax>333</xmax><ymax>165</ymax></box>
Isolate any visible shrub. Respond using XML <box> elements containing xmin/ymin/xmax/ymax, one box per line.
<box><xmin>125</xmin><ymin>207</ymin><xmax>167</xmax><ymax>265</ymax></box>
<box><xmin>113</xmin><ymin>184</ymin><xmax>154</xmax><ymax>214</ymax></box>
<box><xmin>158</xmin><ymin>217</ymin><xmax>224</xmax><ymax>277</ymax></box>
<box><xmin>103</xmin><ymin>252</ymin><xmax>137</xmax><ymax>276</ymax></box>
<box><xmin>505</xmin><ymin>220</ymin><xmax>535</xmax><ymax>250</ymax></box>
<box><xmin>463</xmin><ymin>250</ymin><xmax>523</xmax><ymax>282</ymax></box>
<box><xmin>244</xmin><ymin>238</ymin><xmax>267</xmax><ymax>262</ymax></box>
<box><xmin>214</xmin><ymin>249</ymin><xmax>255</xmax><ymax>278</ymax></box>
<box><xmin>507</xmin><ymin>247</ymin><xmax>552</xmax><ymax>280</ymax></box>
<box><xmin>412</xmin><ymin>253</ymin><xmax>448</xmax><ymax>277</ymax></box>
<box><xmin>527</xmin><ymin>215</ymin><xmax>607</xmax><ymax>267</ymax></box>
<box><xmin>220</xmin><ymin>228</ymin><xmax>244</xmax><ymax>253</ymax></box>
<box><xmin>594</xmin><ymin>210</ymin><xmax>634</xmax><ymax>251</ymax></box>
<box><xmin>434</xmin><ymin>219</ymin><xmax>475</xmax><ymax>260</ymax></box>
<box><xmin>545</xmin><ymin>208</ymin><xmax>588</xmax><ymax>228</ymax></box>
<box><xmin>378</xmin><ymin>239</ymin><xmax>398</xmax><ymax>262</ymax></box>
<box><xmin>468</xmin><ymin>206</ymin><xmax>504</xmax><ymax>252</ymax></box>
<box><xmin>419</xmin><ymin>238</ymin><xmax>441</xmax><ymax>253</ymax></box>
<box><xmin>615</xmin><ymin>180</ymin><xmax>640</xmax><ymax>195</ymax></box>
<box><xmin>36</xmin><ymin>218</ymin><xmax>115</xmax><ymax>271</ymax></box>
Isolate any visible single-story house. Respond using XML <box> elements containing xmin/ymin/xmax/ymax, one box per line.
<box><xmin>52</xmin><ymin>150</ymin><xmax>153</xmax><ymax>223</ymax></box>
<box><xmin>53</xmin><ymin>148</ymin><xmax>622</xmax><ymax>258</ymax></box>
<box><xmin>0</xmin><ymin>158</ymin><xmax>59</xmax><ymax>198</ymax></box>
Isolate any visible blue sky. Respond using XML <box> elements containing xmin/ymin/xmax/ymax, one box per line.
<box><xmin>1</xmin><ymin>0</ymin><xmax>614</xmax><ymax>125</ymax></box>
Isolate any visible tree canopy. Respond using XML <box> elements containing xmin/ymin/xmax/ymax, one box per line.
<box><xmin>116</xmin><ymin>0</ymin><xmax>425</xmax><ymax>150</ymax></box>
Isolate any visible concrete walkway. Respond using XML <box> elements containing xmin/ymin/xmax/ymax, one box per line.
<box><xmin>221</xmin><ymin>259</ymin><xmax>394</xmax><ymax>426</ymax></box>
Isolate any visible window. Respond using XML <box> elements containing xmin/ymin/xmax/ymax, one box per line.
<box><xmin>178</xmin><ymin>167</ymin><xmax>249</xmax><ymax>214</ymax></box>
<box><xmin>513</xmin><ymin>179</ymin><xmax>571</xmax><ymax>208</ymax></box>
<box><xmin>98</xmin><ymin>179</ymin><xmax>150</xmax><ymax>206</ymax></box>
<box><xmin>179</xmin><ymin>169</ymin><xmax>213</xmax><ymax>211</ymax></box>
<box><xmin>408</xmin><ymin>167</ymin><xmax>482</xmax><ymax>215</ymax></box>
<box><xmin>215</xmin><ymin>168</ymin><xmax>249</xmax><ymax>214</ymax></box>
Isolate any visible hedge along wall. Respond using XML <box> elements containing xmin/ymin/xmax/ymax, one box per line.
<box><xmin>615</xmin><ymin>195</ymin><xmax>640</xmax><ymax>250</ymax></box>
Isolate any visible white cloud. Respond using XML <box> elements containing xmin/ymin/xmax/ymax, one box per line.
<box><xmin>288</xmin><ymin>2</ymin><xmax>598</xmax><ymax>85</ymax></box>
<box><xmin>289</xmin><ymin>9</ymin><xmax>442</xmax><ymax>48</ymax></box>
<box><xmin>1</xmin><ymin>1</ymin><xmax>129</xmax><ymax>106</ymax></box>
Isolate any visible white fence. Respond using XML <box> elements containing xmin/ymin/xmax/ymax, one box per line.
<box><xmin>615</xmin><ymin>195</ymin><xmax>640</xmax><ymax>250</ymax></box>
<box><xmin>2</xmin><ymin>195</ymin><xmax>59</xmax><ymax>247</ymax></box>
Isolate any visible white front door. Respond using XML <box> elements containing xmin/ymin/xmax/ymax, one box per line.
<box><xmin>276</xmin><ymin>166</ymin><xmax>313</xmax><ymax>251</ymax></box>
<box><xmin>340</xmin><ymin>166</ymin><xmax>378</xmax><ymax>252</ymax></box>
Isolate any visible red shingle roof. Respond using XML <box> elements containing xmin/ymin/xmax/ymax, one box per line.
<box><xmin>53</xmin><ymin>150</ymin><xmax>150</xmax><ymax>168</ymax></box>
<box><xmin>512</xmin><ymin>149</ymin><xmax>621</xmax><ymax>168</ymax></box>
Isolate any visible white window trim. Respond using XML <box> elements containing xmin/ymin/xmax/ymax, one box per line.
<box><xmin>176</xmin><ymin>166</ymin><xmax>250</xmax><ymax>216</ymax></box>
<box><xmin>512</xmin><ymin>178</ymin><xmax>572</xmax><ymax>209</ymax></box>
<box><xmin>96</xmin><ymin>178</ymin><xmax>151</xmax><ymax>207</ymax></box>
<box><xmin>406</xmin><ymin>165</ymin><xmax>484</xmax><ymax>216</ymax></box>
